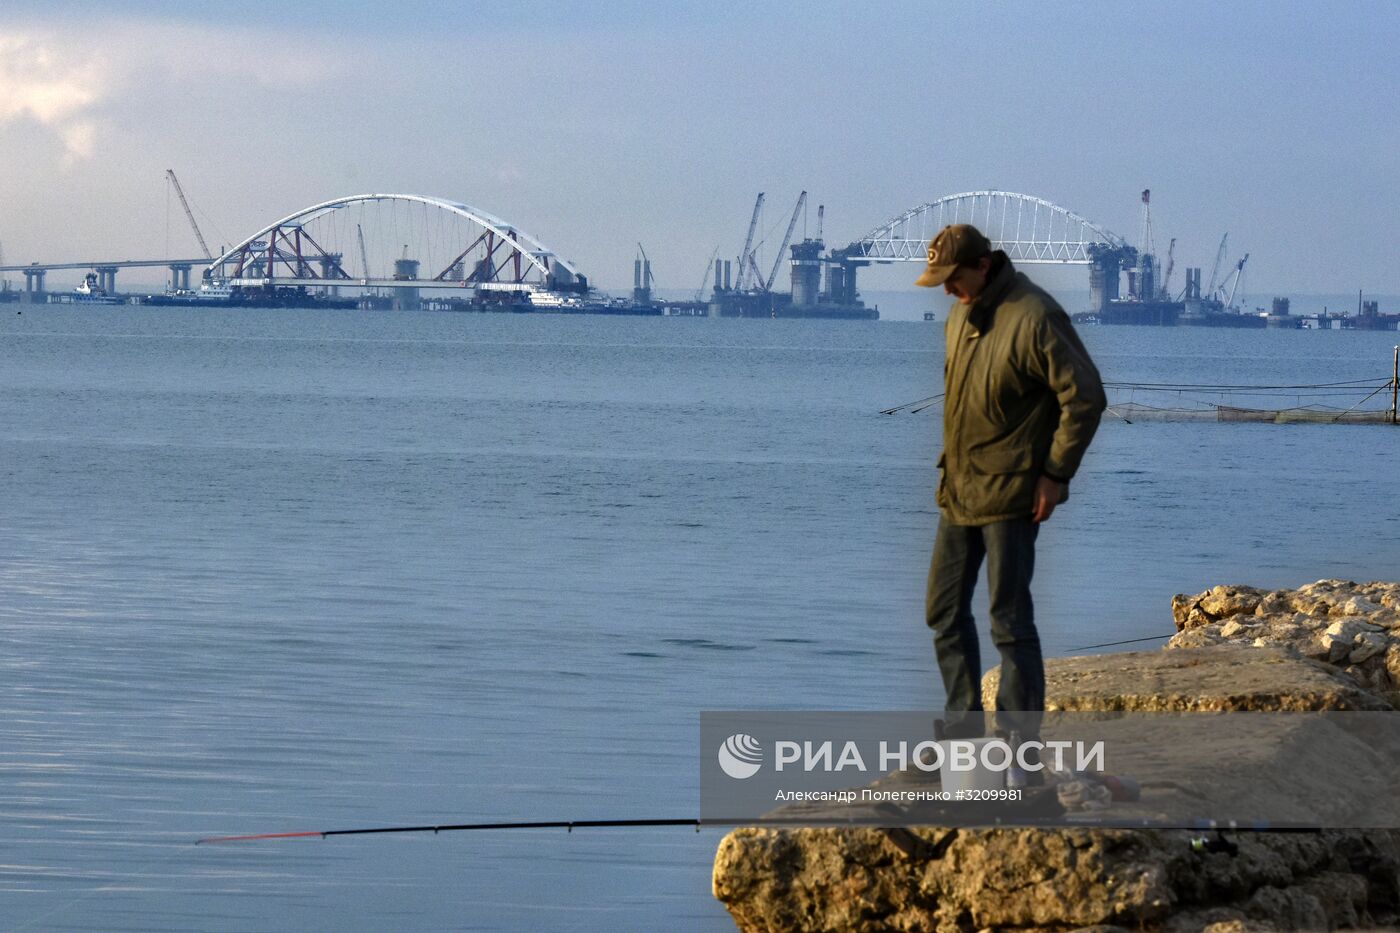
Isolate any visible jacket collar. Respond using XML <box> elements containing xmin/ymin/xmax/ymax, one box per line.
<box><xmin>965</xmin><ymin>252</ymin><xmax>1016</xmax><ymax>334</ymax></box>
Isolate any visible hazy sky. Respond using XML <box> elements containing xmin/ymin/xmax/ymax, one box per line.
<box><xmin>2</xmin><ymin>1</ymin><xmax>1397</xmax><ymax>304</ymax></box>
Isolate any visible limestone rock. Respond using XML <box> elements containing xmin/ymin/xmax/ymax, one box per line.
<box><xmin>1199</xmin><ymin>584</ymin><xmax>1267</xmax><ymax>620</ymax></box>
<box><xmin>1292</xmin><ymin>580</ymin><xmax>1356</xmax><ymax>616</ymax></box>
<box><xmin>1171</xmin><ymin>593</ymin><xmax>1205</xmax><ymax>632</ymax></box>
<box><xmin>1220</xmin><ymin>619</ymin><xmax>1256</xmax><ymax>639</ymax></box>
<box><xmin>1323</xmin><ymin>633</ymin><xmax>1354</xmax><ymax>665</ymax></box>
<box><xmin>1168</xmin><ymin>582</ymin><xmax>1400</xmax><ymax>702</ymax></box>
<box><xmin>1173</xmin><ymin>586</ymin><xmax>1266</xmax><ymax>632</ymax></box>
<box><xmin>1168</xmin><ymin>625</ymin><xmax>1223</xmax><ymax>650</ymax></box>
<box><xmin>1325</xmin><ymin>618</ymin><xmax>1384</xmax><ymax>640</ymax></box>
<box><xmin>1255</xmin><ymin>590</ymin><xmax>1293</xmax><ymax>617</ymax></box>
<box><xmin>1376</xmin><ymin>585</ymin><xmax>1400</xmax><ymax>612</ymax></box>
<box><xmin>1352</xmin><ymin>631</ymin><xmax>1389</xmax><ymax>664</ymax></box>
<box><xmin>1341</xmin><ymin>596</ymin><xmax>1384</xmax><ymax>616</ymax></box>
<box><xmin>982</xmin><ymin>645</ymin><xmax>1393</xmax><ymax>713</ymax></box>
<box><xmin>715</xmin><ymin>582</ymin><xmax>1400</xmax><ymax>931</ymax></box>
<box><xmin>1387</xmin><ymin>644</ymin><xmax>1400</xmax><ymax>686</ymax></box>
<box><xmin>713</xmin><ymin>826</ymin><xmax>1400</xmax><ymax>932</ymax></box>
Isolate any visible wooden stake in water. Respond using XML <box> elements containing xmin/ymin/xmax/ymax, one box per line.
<box><xmin>1392</xmin><ymin>346</ymin><xmax>1399</xmax><ymax>425</ymax></box>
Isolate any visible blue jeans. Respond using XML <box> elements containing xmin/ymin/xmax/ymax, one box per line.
<box><xmin>925</xmin><ymin>517</ymin><xmax>1043</xmax><ymax>737</ymax></box>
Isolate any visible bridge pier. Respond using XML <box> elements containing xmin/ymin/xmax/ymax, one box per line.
<box><xmin>1088</xmin><ymin>245</ymin><xmax>1133</xmax><ymax>312</ymax></box>
<box><xmin>318</xmin><ymin>255</ymin><xmax>343</xmax><ymax>297</ymax></box>
<box><xmin>789</xmin><ymin>240</ymin><xmax>822</xmax><ymax>307</ymax></box>
<box><xmin>22</xmin><ymin>267</ymin><xmax>46</xmax><ymax>303</ymax></box>
<box><xmin>392</xmin><ymin>258</ymin><xmax>420</xmax><ymax>311</ymax></box>
<box><xmin>96</xmin><ymin>265</ymin><xmax>119</xmax><ymax>295</ymax></box>
<box><xmin>824</xmin><ymin>249</ymin><xmax>866</xmax><ymax>305</ymax></box>
<box><xmin>168</xmin><ymin>263</ymin><xmax>192</xmax><ymax>292</ymax></box>
<box><xmin>825</xmin><ymin>262</ymin><xmax>845</xmax><ymax>302</ymax></box>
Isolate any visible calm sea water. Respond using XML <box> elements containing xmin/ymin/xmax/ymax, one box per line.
<box><xmin>1</xmin><ymin>307</ymin><xmax>1397</xmax><ymax>931</ymax></box>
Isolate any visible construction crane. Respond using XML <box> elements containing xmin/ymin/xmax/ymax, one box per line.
<box><xmin>746</xmin><ymin>253</ymin><xmax>766</xmax><ymax>291</ymax></box>
<box><xmin>734</xmin><ymin>193</ymin><xmax>764</xmax><ymax>291</ymax></box>
<box><xmin>1205</xmin><ymin>233</ymin><xmax>1229</xmax><ymax>298</ymax></box>
<box><xmin>760</xmin><ymin>191</ymin><xmax>807</xmax><ymax>293</ymax></box>
<box><xmin>356</xmin><ymin>223</ymin><xmax>377</xmax><ymax>297</ymax></box>
<box><xmin>1137</xmin><ymin>189</ymin><xmax>1155</xmax><ymax>260</ymax></box>
<box><xmin>1222</xmin><ymin>254</ymin><xmax>1249</xmax><ymax>310</ymax></box>
<box><xmin>0</xmin><ymin>241</ymin><xmax>8</xmax><ymax>292</ymax></box>
<box><xmin>165</xmin><ymin>169</ymin><xmax>212</xmax><ymax>260</ymax></box>
<box><xmin>1160</xmin><ymin>238</ymin><xmax>1176</xmax><ymax>299</ymax></box>
<box><xmin>696</xmin><ymin>245</ymin><xmax>719</xmax><ymax>301</ymax></box>
<box><xmin>635</xmin><ymin>242</ymin><xmax>655</xmax><ymax>291</ymax></box>
<box><xmin>356</xmin><ymin>224</ymin><xmax>371</xmax><ymax>278</ymax></box>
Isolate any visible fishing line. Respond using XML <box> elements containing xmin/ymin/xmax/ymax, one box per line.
<box><xmin>880</xmin><ymin>394</ymin><xmax>942</xmax><ymax>415</ymax></box>
<box><xmin>884</xmin><ymin>377</ymin><xmax>1391</xmax><ymax>416</ymax></box>
<box><xmin>1103</xmin><ymin>378</ymin><xmax>1382</xmax><ymax>390</ymax></box>
<box><xmin>6</xmin><ymin>840</ymin><xmax>191</xmax><ymax>933</ymax></box>
<box><xmin>1067</xmin><ymin>633</ymin><xmax>1173</xmax><ymax>651</ymax></box>
<box><xmin>1325</xmin><ymin>380</ymin><xmax>1394</xmax><ymax>423</ymax></box>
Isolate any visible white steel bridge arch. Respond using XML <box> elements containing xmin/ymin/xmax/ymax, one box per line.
<box><xmin>851</xmin><ymin>191</ymin><xmax>1128</xmax><ymax>264</ymax></box>
<box><xmin>206</xmin><ymin>193</ymin><xmax>581</xmax><ymax>287</ymax></box>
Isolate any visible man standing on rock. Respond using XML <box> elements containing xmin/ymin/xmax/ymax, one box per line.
<box><xmin>916</xmin><ymin>224</ymin><xmax>1106</xmax><ymax>738</ymax></box>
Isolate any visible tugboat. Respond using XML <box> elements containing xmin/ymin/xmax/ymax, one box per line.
<box><xmin>50</xmin><ymin>272</ymin><xmax>124</xmax><ymax>305</ymax></box>
<box><xmin>137</xmin><ymin>280</ymin><xmax>357</xmax><ymax>308</ymax></box>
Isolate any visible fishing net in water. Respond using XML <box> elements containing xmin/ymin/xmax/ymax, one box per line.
<box><xmin>1104</xmin><ymin>378</ymin><xmax>1396</xmax><ymax>424</ymax></box>
<box><xmin>883</xmin><ymin>377</ymin><xmax>1398</xmax><ymax>425</ymax></box>
<box><xmin>1108</xmin><ymin>401</ymin><xmax>1392</xmax><ymax>424</ymax></box>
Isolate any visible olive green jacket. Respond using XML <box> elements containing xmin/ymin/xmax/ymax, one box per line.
<box><xmin>937</xmin><ymin>254</ymin><xmax>1105</xmax><ymax>525</ymax></box>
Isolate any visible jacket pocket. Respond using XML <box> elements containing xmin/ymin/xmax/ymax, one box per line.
<box><xmin>967</xmin><ymin>444</ymin><xmax>1035</xmax><ymax>475</ymax></box>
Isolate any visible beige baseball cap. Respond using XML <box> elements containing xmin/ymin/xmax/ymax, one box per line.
<box><xmin>914</xmin><ymin>224</ymin><xmax>992</xmax><ymax>287</ymax></box>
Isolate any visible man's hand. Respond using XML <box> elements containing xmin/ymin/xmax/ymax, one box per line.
<box><xmin>1032</xmin><ymin>476</ymin><xmax>1066</xmax><ymax>523</ymax></box>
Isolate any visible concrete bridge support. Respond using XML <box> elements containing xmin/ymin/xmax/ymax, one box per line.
<box><xmin>22</xmin><ymin>268</ymin><xmax>45</xmax><ymax>303</ymax></box>
<box><xmin>96</xmin><ymin>266</ymin><xmax>119</xmax><ymax>294</ymax></box>
<box><xmin>318</xmin><ymin>255</ymin><xmax>343</xmax><ymax>297</ymax></box>
<box><xmin>392</xmin><ymin>258</ymin><xmax>420</xmax><ymax>311</ymax></box>
<box><xmin>823</xmin><ymin>250</ymin><xmax>865</xmax><ymax>305</ymax></box>
<box><xmin>789</xmin><ymin>240</ymin><xmax>822</xmax><ymax>307</ymax></box>
<box><xmin>168</xmin><ymin>264</ymin><xmax>192</xmax><ymax>292</ymax></box>
<box><xmin>1089</xmin><ymin>246</ymin><xmax>1132</xmax><ymax>312</ymax></box>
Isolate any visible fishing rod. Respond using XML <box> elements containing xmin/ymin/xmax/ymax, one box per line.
<box><xmin>196</xmin><ymin>815</ymin><xmax>957</xmax><ymax>845</ymax></box>
<box><xmin>198</xmin><ymin>817</ymin><xmax>704</xmax><ymax>844</ymax></box>
<box><xmin>889</xmin><ymin>393</ymin><xmax>1129</xmax><ymax>422</ymax></box>
<box><xmin>196</xmin><ymin>812</ymin><xmax>1348</xmax><ymax>847</ymax></box>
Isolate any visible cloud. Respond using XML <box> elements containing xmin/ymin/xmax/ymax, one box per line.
<box><xmin>59</xmin><ymin>120</ymin><xmax>96</xmax><ymax>164</ymax></box>
<box><xmin>0</xmin><ymin>33</ymin><xmax>104</xmax><ymax>160</ymax></box>
<box><xmin>0</xmin><ymin>21</ymin><xmax>345</xmax><ymax>164</ymax></box>
<box><xmin>98</xmin><ymin>20</ymin><xmax>347</xmax><ymax>89</ymax></box>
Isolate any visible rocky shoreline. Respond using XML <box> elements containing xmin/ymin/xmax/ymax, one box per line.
<box><xmin>1168</xmin><ymin>581</ymin><xmax>1400</xmax><ymax>705</ymax></box>
<box><xmin>712</xmin><ymin>580</ymin><xmax>1400</xmax><ymax>932</ymax></box>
